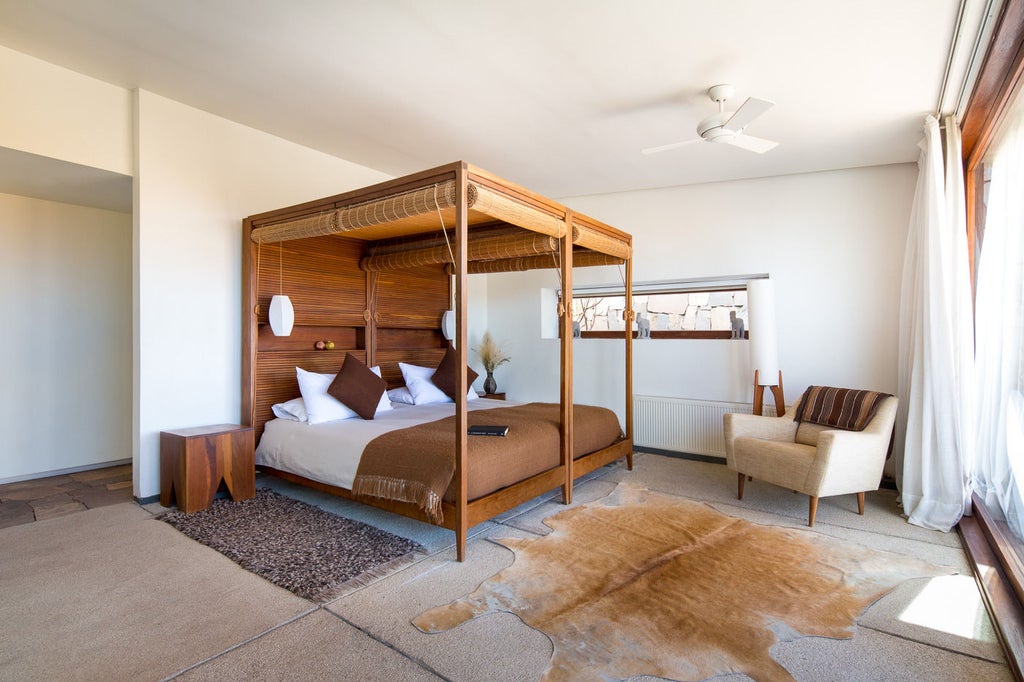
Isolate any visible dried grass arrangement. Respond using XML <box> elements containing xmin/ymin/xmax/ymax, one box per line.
<box><xmin>473</xmin><ymin>332</ymin><xmax>510</xmax><ymax>373</ymax></box>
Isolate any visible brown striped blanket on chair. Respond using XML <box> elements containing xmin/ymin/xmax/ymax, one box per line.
<box><xmin>793</xmin><ymin>386</ymin><xmax>891</xmax><ymax>431</ymax></box>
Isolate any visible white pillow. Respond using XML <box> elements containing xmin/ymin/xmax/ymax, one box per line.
<box><xmin>398</xmin><ymin>362</ymin><xmax>480</xmax><ymax>404</ymax></box>
<box><xmin>295</xmin><ymin>366</ymin><xmax>391</xmax><ymax>424</ymax></box>
<box><xmin>271</xmin><ymin>397</ymin><xmax>308</xmax><ymax>422</ymax></box>
<box><xmin>404</xmin><ymin>375</ymin><xmax>481</xmax><ymax>405</ymax></box>
<box><xmin>296</xmin><ymin>367</ymin><xmax>358</xmax><ymax>424</ymax></box>
<box><xmin>388</xmin><ymin>387</ymin><xmax>416</xmax><ymax>405</ymax></box>
<box><xmin>398</xmin><ymin>362</ymin><xmax>434</xmax><ymax>385</ymax></box>
<box><xmin>368</xmin><ymin>366</ymin><xmax>393</xmax><ymax>414</ymax></box>
<box><xmin>406</xmin><ymin>375</ymin><xmax>452</xmax><ymax>405</ymax></box>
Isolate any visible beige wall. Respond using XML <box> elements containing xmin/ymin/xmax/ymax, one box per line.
<box><xmin>0</xmin><ymin>44</ymin><xmax>391</xmax><ymax>495</ymax></box>
<box><xmin>133</xmin><ymin>90</ymin><xmax>390</xmax><ymax>498</ymax></box>
<box><xmin>485</xmin><ymin>164</ymin><xmax>916</xmax><ymax>445</ymax></box>
<box><xmin>0</xmin><ymin>193</ymin><xmax>132</xmax><ymax>481</ymax></box>
<box><xmin>0</xmin><ymin>44</ymin><xmax>131</xmax><ymax>175</ymax></box>
<box><xmin>0</xmin><ymin>42</ymin><xmax>918</xmax><ymax>484</ymax></box>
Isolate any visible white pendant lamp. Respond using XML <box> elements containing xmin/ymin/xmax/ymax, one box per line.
<box><xmin>441</xmin><ymin>309</ymin><xmax>456</xmax><ymax>341</ymax></box>
<box><xmin>268</xmin><ymin>241</ymin><xmax>294</xmax><ymax>336</ymax></box>
<box><xmin>269</xmin><ymin>294</ymin><xmax>294</xmax><ymax>336</ymax></box>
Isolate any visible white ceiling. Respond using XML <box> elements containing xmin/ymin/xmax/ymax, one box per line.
<box><xmin>0</xmin><ymin>0</ymin><xmax>987</xmax><ymax>203</ymax></box>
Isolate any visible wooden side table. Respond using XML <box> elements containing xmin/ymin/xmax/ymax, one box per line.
<box><xmin>160</xmin><ymin>424</ymin><xmax>255</xmax><ymax>513</ymax></box>
<box><xmin>482</xmin><ymin>393</ymin><xmax>506</xmax><ymax>400</ymax></box>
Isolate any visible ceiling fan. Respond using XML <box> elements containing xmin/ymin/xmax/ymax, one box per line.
<box><xmin>642</xmin><ymin>84</ymin><xmax>778</xmax><ymax>155</ymax></box>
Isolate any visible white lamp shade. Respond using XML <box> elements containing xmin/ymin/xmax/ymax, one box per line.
<box><xmin>747</xmin><ymin>278</ymin><xmax>779</xmax><ymax>385</ymax></box>
<box><xmin>441</xmin><ymin>309</ymin><xmax>456</xmax><ymax>340</ymax></box>
<box><xmin>269</xmin><ymin>295</ymin><xmax>294</xmax><ymax>336</ymax></box>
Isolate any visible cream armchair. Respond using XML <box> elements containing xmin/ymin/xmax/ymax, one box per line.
<box><xmin>723</xmin><ymin>396</ymin><xmax>898</xmax><ymax>526</ymax></box>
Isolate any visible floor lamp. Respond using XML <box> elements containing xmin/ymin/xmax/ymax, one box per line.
<box><xmin>748</xmin><ymin>278</ymin><xmax>785</xmax><ymax>417</ymax></box>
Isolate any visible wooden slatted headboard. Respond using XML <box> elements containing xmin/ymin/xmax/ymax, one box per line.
<box><xmin>242</xmin><ymin>228</ymin><xmax>449</xmax><ymax>440</ymax></box>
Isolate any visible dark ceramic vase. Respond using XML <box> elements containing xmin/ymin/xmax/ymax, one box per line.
<box><xmin>483</xmin><ymin>371</ymin><xmax>497</xmax><ymax>395</ymax></box>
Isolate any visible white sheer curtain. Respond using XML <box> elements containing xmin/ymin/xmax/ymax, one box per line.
<box><xmin>973</xmin><ymin>104</ymin><xmax>1024</xmax><ymax>536</ymax></box>
<box><xmin>896</xmin><ymin>115</ymin><xmax>975</xmax><ymax>531</ymax></box>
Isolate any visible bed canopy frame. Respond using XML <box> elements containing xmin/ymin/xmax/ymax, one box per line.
<box><xmin>242</xmin><ymin>161</ymin><xmax>634</xmax><ymax>560</ymax></box>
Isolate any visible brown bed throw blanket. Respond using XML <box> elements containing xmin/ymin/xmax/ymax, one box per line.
<box><xmin>351</xmin><ymin>403</ymin><xmax>624</xmax><ymax>523</ymax></box>
<box><xmin>793</xmin><ymin>385</ymin><xmax>891</xmax><ymax>431</ymax></box>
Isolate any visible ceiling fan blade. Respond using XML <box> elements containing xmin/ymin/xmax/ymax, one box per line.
<box><xmin>723</xmin><ymin>97</ymin><xmax>774</xmax><ymax>132</ymax></box>
<box><xmin>722</xmin><ymin>134</ymin><xmax>778</xmax><ymax>154</ymax></box>
<box><xmin>641</xmin><ymin>139</ymin><xmax>702</xmax><ymax>155</ymax></box>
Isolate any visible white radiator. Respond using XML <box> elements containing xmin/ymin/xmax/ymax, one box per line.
<box><xmin>632</xmin><ymin>395</ymin><xmax>752</xmax><ymax>458</ymax></box>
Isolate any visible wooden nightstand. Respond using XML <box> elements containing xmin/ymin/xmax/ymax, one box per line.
<box><xmin>482</xmin><ymin>393</ymin><xmax>506</xmax><ymax>400</ymax></box>
<box><xmin>160</xmin><ymin>424</ymin><xmax>255</xmax><ymax>513</ymax></box>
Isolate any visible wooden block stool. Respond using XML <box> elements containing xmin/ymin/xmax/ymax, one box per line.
<box><xmin>160</xmin><ymin>424</ymin><xmax>255</xmax><ymax>513</ymax></box>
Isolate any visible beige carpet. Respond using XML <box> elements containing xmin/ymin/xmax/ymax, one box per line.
<box><xmin>414</xmin><ymin>482</ymin><xmax>955</xmax><ymax>682</ymax></box>
<box><xmin>0</xmin><ymin>502</ymin><xmax>312</xmax><ymax>681</ymax></box>
<box><xmin>175</xmin><ymin>609</ymin><xmax>440</xmax><ymax>681</ymax></box>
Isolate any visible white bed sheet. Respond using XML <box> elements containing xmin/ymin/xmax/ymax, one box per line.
<box><xmin>255</xmin><ymin>398</ymin><xmax>509</xmax><ymax>491</ymax></box>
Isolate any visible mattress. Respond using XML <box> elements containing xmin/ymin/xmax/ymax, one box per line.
<box><xmin>255</xmin><ymin>398</ymin><xmax>508</xmax><ymax>490</ymax></box>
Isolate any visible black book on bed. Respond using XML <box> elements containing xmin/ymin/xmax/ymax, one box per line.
<box><xmin>468</xmin><ymin>424</ymin><xmax>509</xmax><ymax>437</ymax></box>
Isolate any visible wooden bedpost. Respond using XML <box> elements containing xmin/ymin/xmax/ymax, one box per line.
<box><xmin>241</xmin><ymin>217</ymin><xmax>257</xmax><ymax>428</ymax></box>
<box><xmin>560</xmin><ymin>212</ymin><xmax>574</xmax><ymax>504</ymax></box>
<box><xmin>453</xmin><ymin>163</ymin><xmax>470</xmax><ymax>561</ymax></box>
<box><xmin>625</xmin><ymin>253</ymin><xmax>634</xmax><ymax>471</ymax></box>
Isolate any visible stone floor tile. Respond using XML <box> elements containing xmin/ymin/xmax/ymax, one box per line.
<box><xmin>105</xmin><ymin>480</ymin><xmax>133</xmax><ymax>491</ymax></box>
<box><xmin>0</xmin><ymin>485</ymin><xmax>76</xmax><ymax>501</ymax></box>
<box><xmin>32</xmin><ymin>500</ymin><xmax>87</xmax><ymax>520</ymax></box>
<box><xmin>70</xmin><ymin>465</ymin><xmax>131</xmax><ymax>482</ymax></box>
<box><xmin>72</xmin><ymin>487</ymin><xmax>134</xmax><ymax>509</ymax></box>
<box><xmin>0</xmin><ymin>475</ymin><xmax>75</xmax><ymax>492</ymax></box>
<box><xmin>0</xmin><ymin>500</ymin><xmax>36</xmax><ymax>529</ymax></box>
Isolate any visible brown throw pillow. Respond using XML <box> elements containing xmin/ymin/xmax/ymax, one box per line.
<box><xmin>793</xmin><ymin>385</ymin><xmax>891</xmax><ymax>431</ymax></box>
<box><xmin>327</xmin><ymin>353</ymin><xmax>386</xmax><ymax>420</ymax></box>
<box><xmin>431</xmin><ymin>346</ymin><xmax>480</xmax><ymax>400</ymax></box>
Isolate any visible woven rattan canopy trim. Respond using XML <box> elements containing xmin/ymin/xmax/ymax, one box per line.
<box><xmin>250</xmin><ymin>180</ymin><xmax>571</xmax><ymax>245</ymax></box>
<box><xmin>443</xmin><ymin>250</ymin><xmax>625</xmax><ymax>274</ymax></box>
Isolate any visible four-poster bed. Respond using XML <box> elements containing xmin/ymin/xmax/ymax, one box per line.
<box><xmin>242</xmin><ymin>161</ymin><xmax>635</xmax><ymax>560</ymax></box>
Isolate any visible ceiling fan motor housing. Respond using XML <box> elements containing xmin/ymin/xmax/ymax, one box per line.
<box><xmin>697</xmin><ymin>112</ymin><xmax>736</xmax><ymax>141</ymax></box>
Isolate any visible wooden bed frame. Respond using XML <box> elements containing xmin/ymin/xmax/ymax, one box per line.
<box><xmin>242</xmin><ymin>161</ymin><xmax>634</xmax><ymax>560</ymax></box>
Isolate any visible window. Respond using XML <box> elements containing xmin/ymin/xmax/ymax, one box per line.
<box><xmin>563</xmin><ymin>277</ymin><xmax>757</xmax><ymax>339</ymax></box>
<box><xmin>958</xmin><ymin>0</ymin><xmax>1024</xmax><ymax>670</ymax></box>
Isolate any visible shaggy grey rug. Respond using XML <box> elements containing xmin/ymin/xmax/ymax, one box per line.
<box><xmin>158</xmin><ymin>489</ymin><xmax>423</xmax><ymax>600</ymax></box>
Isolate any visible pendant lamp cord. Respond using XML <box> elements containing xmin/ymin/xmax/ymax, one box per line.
<box><xmin>433</xmin><ymin>185</ymin><xmax>456</xmax><ymax>310</ymax></box>
<box><xmin>255</xmin><ymin>237</ymin><xmax>262</xmax><ymax>309</ymax></box>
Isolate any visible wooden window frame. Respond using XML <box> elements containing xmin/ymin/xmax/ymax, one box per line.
<box><xmin>963</xmin><ymin>0</ymin><xmax>1024</xmax><ymax>286</ymax></box>
<box><xmin>959</xmin><ymin>1</ymin><xmax>1024</xmax><ymax>678</ymax></box>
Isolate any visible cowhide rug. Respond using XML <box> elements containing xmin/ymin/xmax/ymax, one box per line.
<box><xmin>413</xmin><ymin>483</ymin><xmax>953</xmax><ymax>682</ymax></box>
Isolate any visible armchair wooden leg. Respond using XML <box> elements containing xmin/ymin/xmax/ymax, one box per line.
<box><xmin>808</xmin><ymin>496</ymin><xmax>818</xmax><ymax>527</ymax></box>
<box><xmin>857</xmin><ymin>491</ymin><xmax>865</xmax><ymax>515</ymax></box>
<box><xmin>737</xmin><ymin>472</ymin><xmax>745</xmax><ymax>500</ymax></box>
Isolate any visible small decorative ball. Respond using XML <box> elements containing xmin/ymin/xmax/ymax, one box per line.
<box><xmin>326</xmin><ymin>340</ymin><xmax>335</xmax><ymax>350</ymax></box>
<box><xmin>314</xmin><ymin>341</ymin><xmax>326</xmax><ymax>350</ymax></box>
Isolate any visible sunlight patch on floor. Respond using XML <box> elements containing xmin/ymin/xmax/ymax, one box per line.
<box><xmin>898</xmin><ymin>574</ymin><xmax>992</xmax><ymax>641</ymax></box>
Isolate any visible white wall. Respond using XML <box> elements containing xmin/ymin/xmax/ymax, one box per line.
<box><xmin>0</xmin><ymin>40</ymin><xmax>915</xmax><ymax>485</ymax></box>
<box><xmin>0</xmin><ymin>193</ymin><xmax>132</xmax><ymax>481</ymax></box>
<box><xmin>486</xmin><ymin>164</ymin><xmax>916</xmax><ymax>432</ymax></box>
<box><xmin>133</xmin><ymin>90</ymin><xmax>390</xmax><ymax>499</ymax></box>
<box><xmin>0</xmin><ymin>45</ymin><xmax>132</xmax><ymax>175</ymax></box>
